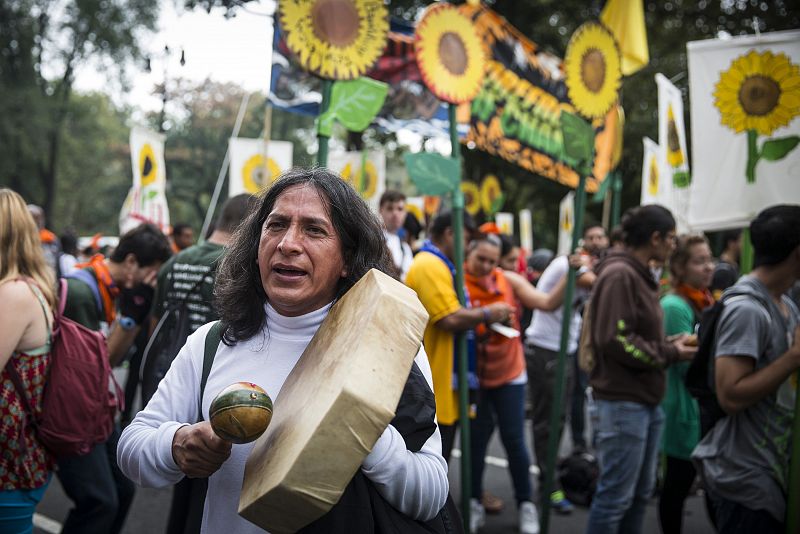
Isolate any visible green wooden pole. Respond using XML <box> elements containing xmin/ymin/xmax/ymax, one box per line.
<box><xmin>449</xmin><ymin>103</ymin><xmax>471</xmax><ymax>526</ymax></box>
<box><xmin>317</xmin><ymin>79</ymin><xmax>333</xmax><ymax>167</ymax></box>
<box><xmin>540</xmin><ymin>173</ymin><xmax>588</xmax><ymax>534</ymax></box>
<box><xmin>788</xmin><ymin>372</ymin><xmax>800</xmax><ymax>534</ymax></box>
<box><xmin>611</xmin><ymin>170</ymin><xmax>623</xmax><ymax>229</ymax></box>
<box><xmin>740</xmin><ymin>227</ymin><xmax>754</xmax><ymax>275</ymax></box>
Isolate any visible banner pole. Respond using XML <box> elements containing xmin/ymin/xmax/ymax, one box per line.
<box><xmin>317</xmin><ymin>80</ymin><xmax>333</xmax><ymax>167</ymax></box>
<box><xmin>540</xmin><ymin>172</ymin><xmax>587</xmax><ymax>534</ymax></box>
<box><xmin>449</xmin><ymin>102</ymin><xmax>472</xmax><ymax>526</ymax></box>
<box><xmin>200</xmin><ymin>92</ymin><xmax>251</xmax><ymax>242</ymax></box>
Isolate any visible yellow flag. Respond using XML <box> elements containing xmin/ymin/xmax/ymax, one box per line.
<box><xmin>600</xmin><ymin>0</ymin><xmax>649</xmax><ymax>75</ymax></box>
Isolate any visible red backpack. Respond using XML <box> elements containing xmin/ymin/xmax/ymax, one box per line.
<box><xmin>8</xmin><ymin>279</ymin><xmax>123</xmax><ymax>458</ymax></box>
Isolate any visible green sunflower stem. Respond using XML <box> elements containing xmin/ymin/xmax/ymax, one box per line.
<box><xmin>746</xmin><ymin>129</ymin><xmax>759</xmax><ymax>184</ymax></box>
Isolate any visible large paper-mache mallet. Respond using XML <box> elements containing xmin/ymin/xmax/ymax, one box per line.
<box><xmin>209</xmin><ymin>382</ymin><xmax>273</xmax><ymax>444</ymax></box>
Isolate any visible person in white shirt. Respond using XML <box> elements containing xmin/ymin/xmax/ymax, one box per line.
<box><xmin>379</xmin><ymin>190</ymin><xmax>413</xmax><ymax>281</ymax></box>
<box><xmin>118</xmin><ymin>169</ymin><xmax>451</xmax><ymax>534</ymax></box>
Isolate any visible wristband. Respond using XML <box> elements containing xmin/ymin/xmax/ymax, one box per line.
<box><xmin>118</xmin><ymin>315</ymin><xmax>137</xmax><ymax>331</ymax></box>
<box><xmin>576</xmin><ymin>265</ymin><xmax>591</xmax><ymax>277</ymax></box>
<box><xmin>482</xmin><ymin>307</ymin><xmax>491</xmax><ymax>324</ymax></box>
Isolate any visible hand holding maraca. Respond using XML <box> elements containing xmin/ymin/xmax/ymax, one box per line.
<box><xmin>172</xmin><ymin>382</ymin><xmax>273</xmax><ymax>478</ymax></box>
<box><xmin>172</xmin><ymin>422</ymin><xmax>232</xmax><ymax>478</ymax></box>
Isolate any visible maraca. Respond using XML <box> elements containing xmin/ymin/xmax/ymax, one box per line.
<box><xmin>209</xmin><ymin>382</ymin><xmax>273</xmax><ymax>444</ymax></box>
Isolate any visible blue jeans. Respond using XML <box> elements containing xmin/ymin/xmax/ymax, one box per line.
<box><xmin>586</xmin><ymin>400</ymin><xmax>664</xmax><ymax>534</ymax></box>
<box><xmin>470</xmin><ymin>383</ymin><xmax>532</xmax><ymax>503</ymax></box>
<box><xmin>0</xmin><ymin>477</ymin><xmax>50</xmax><ymax>534</ymax></box>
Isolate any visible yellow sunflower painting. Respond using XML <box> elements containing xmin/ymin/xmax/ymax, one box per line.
<box><xmin>415</xmin><ymin>3</ymin><xmax>486</xmax><ymax>104</ymax></box>
<box><xmin>480</xmin><ymin>174</ymin><xmax>503</xmax><ymax>214</ymax></box>
<box><xmin>714</xmin><ymin>49</ymin><xmax>800</xmax><ymax>183</ymax></box>
<box><xmin>564</xmin><ymin>22</ymin><xmax>622</xmax><ymax>120</ymax></box>
<box><xmin>280</xmin><ymin>0</ymin><xmax>388</xmax><ymax>80</ymax></box>
<box><xmin>648</xmin><ymin>154</ymin><xmax>659</xmax><ymax>196</ymax></box>
<box><xmin>666</xmin><ymin>104</ymin><xmax>685</xmax><ymax>167</ymax></box>
<box><xmin>242</xmin><ymin>155</ymin><xmax>282</xmax><ymax>193</ymax></box>
<box><xmin>340</xmin><ymin>161</ymin><xmax>378</xmax><ymax>200</ymax></box>
<box><xmin>139</xmin><ymin>144</ymin><xmax>157</xmax><ymax>187</ymax></box>
<box><xmin>461</xmin><ymin>181</ymin><xmax>480</xmax><ymax>216</ymax></box>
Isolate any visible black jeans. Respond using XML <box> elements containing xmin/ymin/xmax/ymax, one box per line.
<box><xmin>524</xmin><ymin>343</ymin><xmax>574</xmax><ymax>496</ymax></box>
<box><xmin>658</xmin><ymin>456</ymin><xmax>696</xmax><ymax>534</ymax></box>
<box><xmin>570</xmin><ymin>355</ymin><xmax>589</xmax><ymax>450</ymax></box>
<box><xmin>439</xmin><ymin>423</ymin><xmax>457</xmax><ymax>464</ymax></box>
<box><xmin>57</xmin><ymin>425</ymin><xmax>135</xmax><ymax>534</ymax></box>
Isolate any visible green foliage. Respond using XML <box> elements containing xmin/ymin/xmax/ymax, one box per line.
<box><xmin>318</xmin><ymin>78</ymin><xmax>389</xmax><ymax>137</ymax></box>
<box><xmin>0</xmin><ymin>0</ymin><xmax>160</xmax><ymax>221</ymax></box>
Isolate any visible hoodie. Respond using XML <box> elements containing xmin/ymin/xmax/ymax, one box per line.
<box><xmin>588</xmin><ymin>249</ymin><xmax>679</xmax><ymax>406</ymax></box>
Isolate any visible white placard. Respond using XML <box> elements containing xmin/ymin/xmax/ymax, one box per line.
<box><xmin>558</xmin><ymin>191</ymin><xmax>575</xmax><ymax>256</ymax></box>
<box><xmin>686</xmin><ymin>30</ymin><xmax>800</xmax><ymax>231</ymax></box>
<box><xmin>228</xmin><ymin>138</ymin><xmax>294</xmax><ymax>196</ymax></box>
<box><xmin>123</xmin><ymin>127</ymin><xmax>170</xmax><ymax>234</ymax></box>
<box><xmin>495</xmin><ymin>212</ymin><xmax>514</xmax><ymax>236</ymax></box>
<box><xmin>519</xmin><ymin>209</ymin><xmax>533</xmax><ymax>252</ymax></box>
<box><xmin>327</xmin><ymin>151</ymin><xmax>387</xmax><ymax>211</ymax></box>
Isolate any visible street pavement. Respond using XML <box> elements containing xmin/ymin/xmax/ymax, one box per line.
<box><xmin>34</xmin><ymin>419</ymin><xmax>716</xmax><ymax>533</ymax></box>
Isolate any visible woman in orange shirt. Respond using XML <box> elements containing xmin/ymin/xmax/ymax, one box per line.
<box><xmin>465</xmin><ymin>234</ymin><xmax>567</xmax><ymax>534</ymax></box>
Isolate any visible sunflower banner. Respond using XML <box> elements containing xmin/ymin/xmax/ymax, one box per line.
<box><xmin>558</xmin><ymin>191</ymin><xmax>575</xmax><ymax>256</ymax></box>
<box><xmin>461</xmin><ymin>6</ymin><xmax>619</xmax><ymax>193</ymax></box>
<box><xmin>228</xmin><ymin>138</ymin><xmax>294</xmax><ymax>197</ymax></box>
<box><xmin>687</xmin><ymin>30</ymin><xmax>800</xmax><ymax>231</ymax></box>
<box><xmin>519</xmin><ymin>208</ymin><xmax>533</xmax><ymax>253</ymax></box>
<box><xmin>494</xmin><ymin>212</ymin><xmax>513</xmax><ymax>236</ymax></box>
<box><xmin>328</xmin><ymin>150</ymin><xmax>386</xmax><ymax>210</ymax></box>
<box><xmin>123</xmin><ymin>127</ymin><xmax>170</xmax><ymax>234</ymax></box>
<box><xmin>640</xmin><ymin>136</ymin><xmax>672</xmax><ymax>209</ymax></box>
<box><xmin>130</xmin><ymin>127</ymin><xmax>166</xmax><ymax>190</ymax></box>
<box><xmin>656</xmin><ymin>74</ymin><xmax>691</xmax><ymax>188</ymax></box>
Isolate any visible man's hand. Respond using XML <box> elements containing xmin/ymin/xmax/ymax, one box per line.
<box><xmin>484</xmin><ymin>302</ymin><xmax>514</xmax><ymax>324</ymax></box>
<box><xmin>671</xmin><ymin>334</ymin><xmax>698</xmax><ymax>361</ymax></box>
<box><xmin>172</xmin><ymin>422</ymin><xmax>232</xmax><ymax>478</ymax></box>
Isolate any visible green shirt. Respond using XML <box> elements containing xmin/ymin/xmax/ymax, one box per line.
<box><xmin>152</xmin><ymin>241</ymin><xmax>225</xmax><ymax>334</ymax></box>
<box><xmin>63</xmin><ymin>268</ymin><xmax>106</xmax><ymax>333</ymax></box>
<box><xmin>659</xmin><ymin>293</ymin><xmax>700</xmax><ymax>459</ymax></box>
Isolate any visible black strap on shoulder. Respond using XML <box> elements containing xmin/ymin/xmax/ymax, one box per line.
<box><xmin>199</xmin><ymin>321</ymin><xmax>224</xmax><ymax>421</ymax></box>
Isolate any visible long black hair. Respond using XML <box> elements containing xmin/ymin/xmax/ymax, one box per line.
<box><xmin>214</xmin><ymin>167</ymin><xmax>394</xmax><ymax>344</ymax></box>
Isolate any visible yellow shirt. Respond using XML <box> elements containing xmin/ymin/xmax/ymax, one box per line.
<box><xmin>405</xmin><ymin>251</ymin><xmax>462</xmax><ymax>425</ymax></box>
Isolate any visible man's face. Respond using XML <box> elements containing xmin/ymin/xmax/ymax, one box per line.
<box><xmin>583</xmin><ymin>226</ymin><xmax>609</xmax><ymax>255</ymax></box>
<box><xmin>379</xmin><ymin>200</ymin><xmax>406</xmax><ymax>233</ymax></box>
<box><xmin>174</xmin><ymin>228</ymin><xmax>195</xmax><ymax>250</ymax></box>
<box><xmin>652</xmin><ymin>230</ymin><xmax>678</xmax><ymax>263</ymax></box>
<box><xmin>119</xmin><ymin>254</ymin><xmax>161</xmax><ymax>289</ymax></box>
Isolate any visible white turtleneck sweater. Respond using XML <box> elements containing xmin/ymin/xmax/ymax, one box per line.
<box><xmin>118</xmin><ymin>303</ymin><xmax>448</xmax><ymax>534</ymax></box>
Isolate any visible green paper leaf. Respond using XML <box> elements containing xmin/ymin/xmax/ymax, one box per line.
<box><xmin>404</xmin><ymin>152</ymin><xmax>460</xmax><ymax>196</ymax></box>
<box><xmin>560</xmin><ymin>111</ymin><xmax>595</xmax><ymax>171</ymax></box>
<box><xmin>489</xmin><ymin>193</ymin><xmax>505</xmax><ymax>215</ymax></box>
<box><xmin>324</xmin><ymin>77</ymin><xmax>388</xmax><ymax>135</ymax></box>
<box><xmin>672</xmin><ymin>171</ymin><xmax>691</xmax><ymax>188</ymax></box>
<box><xmin>317</xmin><ymin>111</ymin><xmax>335</xmax><ymax>138</ymax></box>
<box><xmin>761</xmin><ymin>136</ymin><xmax>800</xmax><ymax>162</ymax></box>
<box><xmin>591</xmin><ymin>173</ymin><xmax>613</xmax><ymax>203</ymax></box>
<box><xmin>146</xmin><ymin>190</ymin><xmax>158</xmax><ymax>200</ymax></box>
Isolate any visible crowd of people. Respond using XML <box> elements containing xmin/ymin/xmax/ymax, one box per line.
<box><xmin>1</xmin><ymin>180</ymin><xmax>799</xmax><ymax>534</ymax></box>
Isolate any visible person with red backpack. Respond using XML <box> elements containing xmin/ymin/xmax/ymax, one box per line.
<box><xmin>57</xmin><ymin>223</ymin><xmax>171</xmax><ymax>534</ymax></box>
<box><xmin>0</xmin><ymin>189</ymin><xmax>58</xmax><ymax>532</ymax></box>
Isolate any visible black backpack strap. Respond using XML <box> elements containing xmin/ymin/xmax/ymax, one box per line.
<box><xmin>198</xmin><ymin>321</ymin><xmax>224</xmax><ymax>421</ymax></box>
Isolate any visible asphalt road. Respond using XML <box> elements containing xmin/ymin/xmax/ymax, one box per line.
<box><xmin>34</xmin><ymin>418</ymin><xmax>715</xmax><ymax>534</ymax></box>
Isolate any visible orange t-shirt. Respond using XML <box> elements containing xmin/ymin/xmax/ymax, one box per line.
<box><xmin>465</xmin><ymin>268</ymin><xmax>525</xmax><ymax>388</ymax></box>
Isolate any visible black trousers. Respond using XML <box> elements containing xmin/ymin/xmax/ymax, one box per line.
<box><xmin>658</xmin><ymin>456</ymin><xmax>696</xmax><ymax>534</ymax></box>
<box><xmin>57</xmin><ymin>426</ymin><xmax>135</xmax><ymax>534</ymax></box>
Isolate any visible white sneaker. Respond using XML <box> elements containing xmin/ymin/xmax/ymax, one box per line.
<box><xmin>469</xmin><ymin>498</ymin><xmax>485</xmax><ymax>534</ymax></box>
<box><xmin>519</xmin><ymin>501</ymin><xmax>540</xmax><ymax>534</ymax></box>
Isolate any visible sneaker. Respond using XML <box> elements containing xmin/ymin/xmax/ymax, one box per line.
<box><xmin>481</xmin><ymin>490</ymin><xmax>504</xmax><ymax>514</ymax></box>
<box><xmin>550</xmin><ymin>490</ymin><xmax>574</xmax><ymax>514</ymax></box>
<box><xmin>519</xmin><ymin>501</ymin><xmax>540</xmax><ymax>534</ymax></box>
<box><xmin>470</xmin><ymin>498</ymin><xmax>485</xmax><ymax>534</ymax></box>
